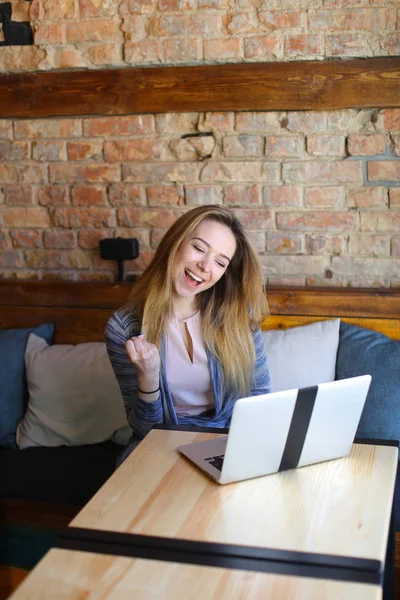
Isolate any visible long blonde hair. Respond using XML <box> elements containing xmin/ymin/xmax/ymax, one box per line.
<box><xmin>129</xmin><ymin>205</ymin><xmax>269</xmax><ymax>395</ymax></box>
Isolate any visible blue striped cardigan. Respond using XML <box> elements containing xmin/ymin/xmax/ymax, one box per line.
<box><xmin>105</xmin><ymin>305</ymin><xmax>271</xmax><ymax>441</ymax></box>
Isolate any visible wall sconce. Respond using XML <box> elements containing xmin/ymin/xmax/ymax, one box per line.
<box><xmin>99</xmin><ymin>237</ymin><xmax>139</xmax><ymax>282</ymax></box>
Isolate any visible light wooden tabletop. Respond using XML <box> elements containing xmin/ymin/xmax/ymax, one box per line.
<box><xmin>9</xmin><ymin>547</ymin><xmax>382</xmax><ymax>600</ymax></box>
<box><xmin>71</xmin><ymin>429</ymin><xmax>398</xmax><ymax>564</ymax></box>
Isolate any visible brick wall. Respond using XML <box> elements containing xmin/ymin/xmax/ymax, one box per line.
<box><xmin>0</xmin><ymin>1</ymin><xmax>399</xmax><ymax>286</ymax></box>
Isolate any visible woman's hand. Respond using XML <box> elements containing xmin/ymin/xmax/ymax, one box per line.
<box><xmin>125</xmin><ymin>335</ymin><xmax>160</xmax><ymax>394</ymax></box>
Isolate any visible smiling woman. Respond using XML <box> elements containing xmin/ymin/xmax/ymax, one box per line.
<box><xmin>105</xmin><ymin>205</ymin><xmax>271</xmax><ymax>466</ymax></box>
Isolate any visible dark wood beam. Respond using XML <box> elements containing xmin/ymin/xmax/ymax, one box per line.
<box><xmin>1</xmin><ymin>57</ymin><xmax>400</xmax><ymax>118</ymax></box>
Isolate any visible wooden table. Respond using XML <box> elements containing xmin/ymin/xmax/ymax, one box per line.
<box><xmin>9</xmin><ymin>426</ymin><xmax>399</xmax><ymax>599</ymax></box>
<box><xmin>10</xmin><ymin>547</ymin><xmax>382</xmax><ymax>599</ymax></box>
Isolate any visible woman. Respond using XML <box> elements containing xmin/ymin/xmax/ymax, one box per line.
<box><xmin>105</xmin><ymin>205</ymin><xmax>271</xmax><ymax>463</ymax></box>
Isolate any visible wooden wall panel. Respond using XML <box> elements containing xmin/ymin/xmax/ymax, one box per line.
<box><xmin>1</xmin><ymin>57</ymin><xmax>399</xmax><ymax>118</ymax></box>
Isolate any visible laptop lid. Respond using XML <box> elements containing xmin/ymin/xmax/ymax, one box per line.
<box><xmin>218</xmin><ymin>374</ymin><xmax>371</xmax><ymax>484</ymax></box>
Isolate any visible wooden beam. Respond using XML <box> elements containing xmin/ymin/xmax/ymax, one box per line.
<box><xmin>1</xmin><ymin>57</ymin><xmax>400</xmax><ymax>118</ymax></box>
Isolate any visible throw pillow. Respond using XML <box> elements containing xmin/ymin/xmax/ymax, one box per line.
<box><xmin>0</xmin><ymin>323</ymin><xmax>54</xmax><ymax>448</ymax></box>
<box><xmin>262</xmin><ymin>319</ymin><xmax>340</xmax><ymax>392</ymax></box>
<box><xmin>336</xmin><ymin>321</ymin><xmax>400</xmax><ymax>441</ymax></box>
<box><xmin>17</xmin><ymin>334</ymin><xmax>131</xmax><ymax>449</ymax></box>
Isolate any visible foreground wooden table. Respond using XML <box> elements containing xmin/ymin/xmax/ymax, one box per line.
<box><xmin>9</xmin><ymin>427</ymin><xmax>398</xmax><ymax>599</ymax></box>
<box><xmin>10</xmin><ymin>548</ymin><xmax>382</xmax><ymax>599</ymax></box>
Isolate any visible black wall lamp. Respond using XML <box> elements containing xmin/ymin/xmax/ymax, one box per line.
<box><xmin>99</xmin><ymin>237</ymin><xmax>139</xmax><ymax>282</ymax></box>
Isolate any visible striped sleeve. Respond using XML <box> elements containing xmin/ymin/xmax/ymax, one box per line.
<box><xmin>104</xmin><ymin>307</ymin><xmax>164</xmax><ymax>438</ymax></box>
<box><xmin>251</xmin><ymin>327</ymin><xmax>271</xmax><ymax>395</ymax></box>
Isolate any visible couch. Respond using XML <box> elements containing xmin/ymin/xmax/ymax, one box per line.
<box><xmin>1</xmin><ymin>280</ymin><xmax>399</xmax><ymax>594</ymax></box>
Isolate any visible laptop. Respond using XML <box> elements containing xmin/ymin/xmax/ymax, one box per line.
<box><xmin>178</xmin><ymin>374</ymin><xmax>371</xmax><ymax>485</ymax></box>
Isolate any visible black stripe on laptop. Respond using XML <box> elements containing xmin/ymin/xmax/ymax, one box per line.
<box><xmin>279</xmin><ymin>385</ymin><xmax>318</xmax><ymax>472</ymax></box>
<box><xmin>55</xmin><ymin>526</ymin><xmax>383</xmax><ymax>586</ymax></box>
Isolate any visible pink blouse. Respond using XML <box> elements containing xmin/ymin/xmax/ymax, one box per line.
<box><xmin>165</xmin><ymin>313</ymin><xmax>215</xmax><ymax>416</ymax></box>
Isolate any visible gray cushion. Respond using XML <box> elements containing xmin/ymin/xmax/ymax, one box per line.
<box><xmin>336</xmin><ymin>321</ymin><xmax>400</xmax><ymax>441</ymax></box>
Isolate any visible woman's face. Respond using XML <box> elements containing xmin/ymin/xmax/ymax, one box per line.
<box><xmin>171</xmin><ymin>219</ymin><xmax>237</xmax><ymax>303</ymax></box>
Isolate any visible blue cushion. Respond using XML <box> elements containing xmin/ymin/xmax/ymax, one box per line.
<box><xmin>0</xmin><ymin>323</ymin><xmax>54</xmax><ymax>448</ymax></box>
<box><xmin>336</xmin><ymin>321</ymin><xmax>400</xmax><ymax>441</ymax></box>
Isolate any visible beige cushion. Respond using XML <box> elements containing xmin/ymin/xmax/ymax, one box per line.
<box><xmin>17</xmin><ymin>334</ymin><xmax>131</xmax><ymax>449</ymax></box>
<box><xmin>262</xmin><ymin>319</ymin><xmax>340</xmax><ymax>393</ymax></box>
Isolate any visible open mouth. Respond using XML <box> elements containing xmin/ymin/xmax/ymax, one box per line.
<box><xmin>185</xmin><ymin>269</ymin><xmax>204</xmax><ymax>287</ymax></box>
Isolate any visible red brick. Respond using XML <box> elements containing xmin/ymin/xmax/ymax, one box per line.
<box><xmin>5</xmin><ymin>186</ymin><xmax>34</xmax><ymax>205</ymax></box>
<box><xmin>156</xmin><ymin>113</ymin><xmax>199</xmax><ymax>134</ymax></box>
<box><xmin>224</xmin><ymin>185</ymin><xmax>262</xmax><ymax>206</ymax></box>
<box><xmin>201</xmin><ymin>113</ymin><xmax>234</xmax><ymax>132</ymax></box>
<box><xmin>78</xmin><ymin>229</ymin><xmax>111</xmax><ymax>250</ymax></box>
<box><xmin>3</xmin><ymin>207</ymin><xmax>50</xmax><ymax>228</ymax></box>
<box><xmin>232</xmin><ymin>208</ymin><xmax>274</xmax><ymax>229</ymax></box>
<box><xmin>204</xmin><ymin>38</ymin><xmax>241</xmax><ymax>60</ymax></box>
<box><xmin>67</xmin><ymin>140</ymin><xmax>103</xmax><ymax>161</ymax></box>
<box><xmin>164</xmin><ymin>38</ymin><xmax>201</xmax><ymax>62</ymax></box>
<box><xmin>123</xmin><ymin>162</ymin><xmax>200</xmax><ymax>183</ymax></box>
<box><xmin>381</xmin><ymin>109</ymin><xmax>400</xmax><ymax>131</ymax></box>
<box><xmin>150</xmin><ymin>229</ymin><xmax>168</xmax><ymax>249</ymax></box>
<box><xmin>258</xmin><ymin>10</ymin><xmax>301</xmax><ymax>29</ymax></box>
<box><xmin>360</xmin><ymin>211</ymin><xmax>400</xmax><ymax>232</ymax></box>
<box><xmin>45</xmin><ymin>47</ymin><xmax>87</xmax><ymax>70</ymax></box>
<box><xmin>236</xmin><ymin>112</ymin><xmax>281</xmax><ymax>134</ymax></box>
<box><xmin>148</xmin><ymin>186</ymin><xmax>184</xmax><ymax>206</ymax></box>
<box><xmin>308</xmin><ymin>9</ymin><xmax>381</xmax><ymax>31</ymax></box>
<box><xmin>368</xmin><ymin>161</ymin><xmax>400</xmax><ymax>182</ymax></box>
<box><xmin>265</xmin><ymin>186</ymin><xmax>302</xmax><ymax>207</ymax></box>
<box><xmin>0</xmin><ymin>165</ymin><xmax>18</xmax><ymax>184</ymax></box>
<box><xmin>115</xmin><ymin>228</ymin><xmax>150</xmax><ymax>249</ymax></box>
<box><xmin>305</xmin><ymin>186</ymin><xmax>344</xmax><ymax>208</ymax></box>
<box><xmin>0</xmin><ymin>251</ymin><xmax>24</xmax><ymax>269</ymax></box>
<box><xmin>266</xmin><ymin>232</ymin><xmax>303</xmax><ymax>254</ymax></box>
<box><xmin>17</xmin><ymin>165</ymin><xmax>47</xmax><ymax>185</ymax></box>
<box><xmin>66</xmin><ymin>20</ymin><xmax>123</xmax><ymax>43</ymax></box>
<box><xmin>348</xmin><ymin>187</ymin><xmax>388</xmax><ymax>209</ymax></box>
<box><xmin>265</xmin><ymin>136</ymin><xmax>303</xmax><ymax>158</ymax></box>
<box><xmin>285</xmin><ymin>112</ymin><xmax>327</xmax><ymax>134</ymax></box>
<box><xmin>125</xmin><ymin>39</ymin><xmax>163</xmax><ymax>64</ymax></box>
<box><xmin>1</xmin><ymin>47</ymin><xmax>45</xmax><ymax>71</ymax></box>
<box><xmin>277</xmin><ymin>211</ymin><xmax>357</xmax><ymax>232</ymax></box>
<box><xmin>120</xmin><ymin>0</ymin><xmax>155</xmax><ymax>16</ymax></box>
<box><xmin>348</xmin><ymin>135</ymin><xmax>387</xmax><ymax>156</ymax></box>
<box><xmin>285</xmin><ymin>35</ymin><xmax>322</xmax><ymax>56</ymax></box>
<box><xmin>71</xmin><ymin>185</ymin><xmax>108</xmax><ymax>206</ymax></box>
<box><xmin>43</xmin><ymin>0</ymin><xmax>75</xmax><ymax>19</ymax></box>
<box><xmin>10</xmin><ymin>230</ymin><xmax>43</xmax><ymax>248</ymax></box>
<box><xmin>34</xmin><ymin>23</ymin><xmax>64</xmax><ymax>45</ymax></box>
<box><xmin>325</xmin><ymin>34</ymin><xmax>369</xmax><ymax>56</ymax></box>
<box><xmin>348</xmin><ymin>234</ymin><xmax>390</xmax><ymax>257</ymax></box>
<box><xmin>104</xmin><ymin>139</ymin><xmax>161</xmax><ymax>162</ymax></box>
<box><xmin>224</xmin><ymin>12</ymin><xmax>260</xmax><ymax>34</ymax></box>
<box><xmin>188</xmin><ymin>14</ymin><xmax>222</xmax><ymax>35</ymax></box>
<box><xmin>49</xmin><ymin>164</ymin><xmax>120</xmax><ymax>184</ymax></box>
<box><xmin>79</xmin><ymin>0</ymin><xmax>119</xmax><ymax>17</ymax></box>
<box><xmin>50</xmin><ymin>207</ymin><xmax>116</xmax><ymax>228</ymax></box>
<box><xmin>117</xmin><ymin>208</ymin><xmax>177</xmax><ymax>229</ymax></box>
<box><xmin>0</xmin><ymin>231</ymin><xmax>10</xmax><ymax>249</ymax></box>
<box><xmin>393</xmin><ymin>135</ymin><xmax>400</xmax><ymax>157</ymax></box>
<box><xmin>390</xmin><ymin>188</ymin><xmax>400</xmax><ymax>208</ymax></box>
<box><xmin>392</xmin><ymin>237</ymin><xmax>400</xmax><ymax>258</ymax></box>
<box><xmin>44</xmin><ymin>230</ymin><xmax>76</xmax><ymax>249</ymax></box>
<box><xmin>37</xmin><ymin>186</ymin><xmax>70</xmax><ymax>206</ymax></box>
<box><xmin>305</xmin><ymin>234</ymin><xmax>344</xmax><ymax>256</ymax></box>
<box><xmin>307</xmin><ymin>135</ymin><xmax>345</xmax><ymax>157</ymax></box>
<box><xmin>108</xmin><ymin>184</ymin><xmax>145</xmax><ymax>206</ymax></box>
<box><xmin>129</xmin><ymin>251</ymin><xmax>156</xmax><ymax>272</ymax></box>
<box><xmin>25</xmin><ymin>250</ymin><xmax>92</xmax><ymax>270</ymax></box>
<box><xmin>90</xmin><ymin>43</ymin><xmax>123</xmax><ymax>65</ymax></box>
<box><xmin>149</xmin><ymin>15</ymin><xmax>187</xmax><ymax>36</ymax></box>
<box><xmin>184</xmin><ymin>185</ymin><xmax>222</xmax><ymax>205</ymax></box>
<box><xmin>201</xmin><ymin>161</ymin><xmax>279</xmax><ymax>183</ymax></box>
<box><xmin>381</xmin><ymin>33</ymin><xmax>400</xmax><ymax>56</ymax></box>
<box><xmin>198</xmin><ymin>0</ymin><xmax>229</xmax><ymax>8</ymax></box>
<box><xmin>83</xmin><ymin>116</ymin><xmax>154</xmax><ymax>137</ymax></box>
<box><xmin>15</xmin><ymin>119</ymin><xmax>81</xmax><ymax>140</ymax></box>
<box><xmin>223</xmin><ymin>135</ymin><xmax>263</xmax><ymax>158</ymax></box>
<box><xmin>0</xmin><ymin>141</ymin><xmax>29</xmax><ymax>161</ymax></box>
<box><xmin>283</xmin><ymin>160</ymin><xmax>363</xmax><ymax>183</ymax></box>
<box><xmin>32</xmin><ymin>140</ymin><xmax>66</xmax><ymax>161</ymax></box>
<box><xmin>0</xmin><ymin>120</ymin><xmax>12</xmax><ymax>139</ymax></box>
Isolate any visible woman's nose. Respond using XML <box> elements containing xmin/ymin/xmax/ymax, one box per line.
<box><xmin>198</xmin><ymin>255</ymin><xmax>211</xmax><ymax>272</ymax></box>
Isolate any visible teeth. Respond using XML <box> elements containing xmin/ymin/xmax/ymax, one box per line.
<box><xmin>186</xmin><ymin>269</ymin><xmax>202</xmax><ymax>283</ymax></box>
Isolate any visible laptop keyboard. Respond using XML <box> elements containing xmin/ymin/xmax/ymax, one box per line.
<box><xmin>205</xmin><ymin>454</ymin><xmax>225</xmax><ymax>471</ymax></box>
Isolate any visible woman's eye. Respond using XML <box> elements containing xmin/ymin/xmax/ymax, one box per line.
<box><xmin>216</xmin><ymin>261</ymin><xmax>226</xmax><ymax>268</ymax></box>
<box><xmin>193</xmin><ymin>245</ymin><xmax>205</xmax><ymax>253</ymax></box>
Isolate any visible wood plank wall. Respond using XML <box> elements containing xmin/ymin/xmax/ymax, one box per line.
<box><xmin>1</xmin><ymin>57</ymin><xmax>400</xmax><ymax>118</ymax></box>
